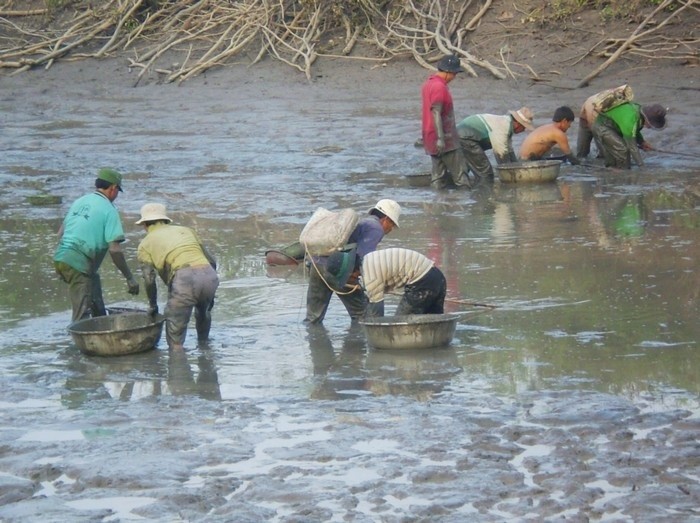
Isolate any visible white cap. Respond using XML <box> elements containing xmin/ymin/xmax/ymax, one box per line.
<box><xmin>370</xmin><ymin>199</ymin><xmax>401</xmax><ymax>227</ymax></box>
<box><xmin>135</xmin><ymin>203</ymin><xmax>172</xmax><ymax>225</ymax></box>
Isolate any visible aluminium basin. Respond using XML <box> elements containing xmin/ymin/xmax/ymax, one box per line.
<box><xmin>360</xmin><ymin>314</ymin><xmax>459</xmax><ymax>350</ymax></box>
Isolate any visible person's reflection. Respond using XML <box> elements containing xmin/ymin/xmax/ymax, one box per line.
<box><xmin>306</xmin><ymin>324</ymin><xmax>461</xmax><ymax>400</ymax></box>
<box><xmin>166</xmin><ymin>347</ymin><xmax>222</xmax><ymax>400</ymax></box>
<box><xmin>306</xmin><ymin>324</ymin><xmax>368</xmax><ymax>400</ymax></box>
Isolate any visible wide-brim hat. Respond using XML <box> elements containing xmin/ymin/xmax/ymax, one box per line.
<box><xmin>135</xmin><ymin>203</ymin><xmax>172</xmax><ymax>225</ymax></box>
<box><xmin>641</xmin><ymin>104</ymin><xmax>667</xmax><ymax>129</ymax></box>
<box><xmin>322</xmin><ymin>245</ymin><xmax>357</xmax><ymax>291</ymax></box>
<box><xmin>509</xmin><ymin>107</ymin><xmax>535</xmax><ymax>130</ymax></box>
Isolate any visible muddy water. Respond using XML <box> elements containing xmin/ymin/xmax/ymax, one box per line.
<box><xmin>0</xmin><ymin>63</ymin><xmax>699</xmax><ymax>521</ymax></box>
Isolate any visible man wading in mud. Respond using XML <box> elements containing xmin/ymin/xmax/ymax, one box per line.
<box><xmin>592</xmin><ymin>102</ymin><xmax>667</xmax><ymax>169</ymax></box>
<box><xmin>421</xmin><ymin>54</ymin><xmax>478</xmax><ymax>189</ymax></box>
<box><xmin>53</xmin><ymin>168</ymin><xmax>139</xmax><ymax>322</ymax></box>
<box><xmin>304</xmin><ymin>199</ymin><xmax>401</xmax><ymax>324</ymax></box>
<box><xmin>135</xmin><ymin>203</ymin><xmax>219</xmax><ymax>351</ymax></box>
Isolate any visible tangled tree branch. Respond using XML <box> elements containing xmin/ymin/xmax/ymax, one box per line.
<box><xmin>0</xmin><ymin>0</ymin><xmax>696</xmax><ymax>86</ymax></box>
<box><xmin>577</xmin><ymin>0</ymin><xmax>696</xmax><ymax>87</ymax></box>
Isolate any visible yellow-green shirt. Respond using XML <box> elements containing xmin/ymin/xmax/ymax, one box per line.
<box><xmin>137</xmin><ymin>223</ymin><xmax>210</xmax><ymax>284</ymax></box>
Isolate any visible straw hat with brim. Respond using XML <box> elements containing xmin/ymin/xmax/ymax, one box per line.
<box><xmin>97</xmin><ymin>168</ymin><xmax>123</xmax><ymax>192</ymax></box>
<box><xmin>135</xmin><ymin>203</ymin><xmax>172</xmax><ymax>225</ymax></box>
<box><xmin>641</xmin><ymin>104</ymin><xmax>667</xmax><ymax>129</ymax></box>
<box><xmin>509</xmin><ymin>107</ymin><xmax>535</xmax><ymax>130</ymax></box>
<box><xmin>322</xmin><ymin>246</ymin><xmax>357</xmax><ymax>291</ymax></box>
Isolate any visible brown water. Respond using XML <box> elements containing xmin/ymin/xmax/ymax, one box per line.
<box><xmin>0</xmin><ymin>62</ymin><xmax>698</xmax><ymax>521</ymax></box>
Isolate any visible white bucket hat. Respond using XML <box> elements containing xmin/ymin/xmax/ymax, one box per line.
<box><xmin>135</xmin><ymin>203</ymin><xmax>172</xmax><ymax>225</ymax></box>
<box><xmin>509</xmin><ymin>107</ymin><xmax>535</xmax><ymax>130</ymax></box>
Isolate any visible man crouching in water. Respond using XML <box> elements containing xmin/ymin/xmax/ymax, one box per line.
<box><xmin>519</xmin><ymin>106</ymin><xmax>580</xmax><ymax>165</ymax></box>
<box><xmin>136</xmin><ymin>203</ymin><xmax>218</xmax><ymax>351</ymax></box>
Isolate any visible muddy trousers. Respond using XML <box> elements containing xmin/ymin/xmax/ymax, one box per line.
<box><xmin>304</xmin><ymin>265</ymin><xmax>367</xmax><ymax>324</ymax></box>
<box><xmin>54</xmin><ymin>261</ymin><xmax>106</xmax><ymax>322</ymax></box>
<box><xmin>576</xmin><ymin>118</ymin><xmax>603</xmax><ymax>159</ymax></box>
<box><xmin>430</xmin><ymin>148</ymin><xmax>478</xmax><ymax>189</ymax></box>
<box><xmin>396</xmin><ymin>266</ymin><xmax>447</xmax><ymax>315</ymax></box>
<box><xmin>166</xmin><ymin>265</ymin><xmax>219</xmax><ymax>349</ymax></box>
<box><xmin>460</xmin><ymin>137</ymin><xmax>494</xmax><ymax>180</ymax></box>
<box><xmin>591</xmin><ymin>118</ymin><xmax>642</xmax><ymax>169</ymax></box>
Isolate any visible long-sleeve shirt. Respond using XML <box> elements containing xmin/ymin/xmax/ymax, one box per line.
<box><xmin>361</xmin><ymin>248</ymin><xmax>434</xmax><ymax>303</ymax></box>
<box><xmin>457</xmin><ymin>114</ymin><xmax>517</xmax><ymax>163</ymax></box>
<box><xmin>313</xmin><ymin>214</ymin><xmax>384</xmax><ymax>269</ymax></box>
<box><xmin>421</xmin><ymin>74</ymin><xmax>459</xmax><ymax>156</ymax></box>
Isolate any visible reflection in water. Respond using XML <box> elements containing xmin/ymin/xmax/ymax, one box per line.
<box><xmin>306</xmin><ymin>324</ymin><xmax>462</xmax><ymax>401</ymax></box>
<box><xmin>0</xmin><ymin>80</ymin><xmax>698</xmax><ymax>521</ymax></box>
<box><xmin>61</xmin><ymin>346</ymin><xmax>221</xmax><ymax>406</ymax></box>
<box><xmin>166</xmin><ymin>348</ymin><xmax>222</xmax><ymax>400</ymax></box>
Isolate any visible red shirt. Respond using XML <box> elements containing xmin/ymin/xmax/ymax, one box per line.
<box><xmin>421</xmin><ymin>74</ymin><xmax>459</xmax><ymax>156</ymax></box>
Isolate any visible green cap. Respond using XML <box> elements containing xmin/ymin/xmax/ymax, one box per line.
<box><xmin>97</xmin><ymin>168</ymin><xmax>123</xmax><ymax>192</ymax></box>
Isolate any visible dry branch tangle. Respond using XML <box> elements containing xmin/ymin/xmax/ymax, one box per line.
<box><xmin>0</xmin><ymin>0</ymin><xmax>697</xmax><ymax>84</ymax></box>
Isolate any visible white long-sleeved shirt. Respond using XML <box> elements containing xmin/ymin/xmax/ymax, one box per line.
<box><xmin>360</xmin><ymin>248</ymin><xmax>434</xmax><ymax>303</ymax></box>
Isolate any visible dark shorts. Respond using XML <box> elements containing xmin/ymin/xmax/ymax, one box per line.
<box><xmin>396</xmin><ymin>266</ymin><xmax>447</xmax><ymax>315</ymax></box>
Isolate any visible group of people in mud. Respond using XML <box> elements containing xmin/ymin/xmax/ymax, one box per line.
<box><xmin>52</xmin><ymin>54</ymin><xmax>669</xmax><ymax>351</ymax></box>
<box><xmin>422</xmin><ymin>54</ymin><xmax>668</xmax><ymax>189</ymax></box>
<box><xmin>53</xmin><ymin>172</ymin><xmax>219</xmax><ymax>352</ymax></box>
<box><xmin>52</xmin><ymin>170</ymin><xmax>437</xmax><ymax>350</ymax></box>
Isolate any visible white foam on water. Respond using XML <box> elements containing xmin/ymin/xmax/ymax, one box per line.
<box><xmin>65</xmin><ymin>496</ymin><xmax>156</xmax><ymax>521</ymax></box>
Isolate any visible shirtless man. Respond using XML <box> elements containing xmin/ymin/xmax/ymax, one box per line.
<box><xmin>519</xmin><ymin>106</ymin><xmax>580</xmax><ymax>165</ymax></box>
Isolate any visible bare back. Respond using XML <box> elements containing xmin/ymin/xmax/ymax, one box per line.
<box><xmin>519</xmin><ymin>122</ymin><xmax>572</xmax><ymax>160</ymax></box>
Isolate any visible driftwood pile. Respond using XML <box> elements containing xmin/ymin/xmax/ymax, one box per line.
<box><xmin>0</xmin><ymin>0</ymin><xmax>697</xmax><ymax>86</ymax></box>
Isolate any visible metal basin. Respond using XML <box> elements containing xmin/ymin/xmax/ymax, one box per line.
<box><xmin>360</xmin><ymin>314</ymin><xmax>459</xmax><ymax>350</ymax></box>
<box><xmin>496</xmin><ymin>160</ymin><xmax>562</xmax><ymax>183</ymax></box>
<box><xmin>69</xmin><ymin>312</ymin><xmax>165</xmax><ymax>356</ymax></box>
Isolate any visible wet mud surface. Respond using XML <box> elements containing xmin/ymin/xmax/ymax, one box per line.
<box><xmin>0</xmin><ymin>59</ymin><xmax>699</xmax><ymax>521</ymax></box>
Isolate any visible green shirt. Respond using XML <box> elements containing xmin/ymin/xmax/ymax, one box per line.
<box><xmin>137</xmin><ymin>223</ymin><xmax>210</xmax><ymax>284</ymax></box>
<box><xmin>53</xmin><ymin>192</ymin><xmax>125</xmax><ymax>274</ymax></box>
<box><xmin>600</xmin><ymin>102</ymin><xmax>644</xmax><ymax>140</ymax></box>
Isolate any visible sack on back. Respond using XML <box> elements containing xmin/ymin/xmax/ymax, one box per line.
<box><xmin>299</xmin><ymin>207</ymin><xmax>359</xmax><ymax>256</ymax></box>
<box><xmin>592</xmin><ymin>84</ymin><xmax>634</xmax><ymax>114</ymax></box>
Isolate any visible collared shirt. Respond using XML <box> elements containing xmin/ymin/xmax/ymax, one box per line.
<box><xmin>137</xmin><ymin>223</ymin><xmax>210</xmax><ymax>284</ymax></box>
<box><xmin>421</xmin><ymin>74</ymin><xmax>459</xmax><ymax>155</ymax></box>
<box><xmin>53</xmin><ymin>191</ymin><xmax>125</xmax><ymax>274</ymax></box>
<box><xmin>361</xmin><ymin>248</ymin><xmax>434</xmax><ymax>303</ymax></box>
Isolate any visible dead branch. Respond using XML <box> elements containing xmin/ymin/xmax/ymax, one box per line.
<box><xmin>0</xmin><ymin>9</ymin><xmax>47</xmax><ymax>16</ymax></box>
<box><xmin>577</xmin><ymin>0</ymin><xmax>695</xmax><ymax>87</ymax></box>
<box><xmin>0</xmin><ymin>0</ymin><xmax>695</xmax><ymax>86</ymax></box>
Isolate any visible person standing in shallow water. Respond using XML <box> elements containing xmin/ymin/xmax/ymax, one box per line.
<box><xmin>135</xmin><ymin>203</ymin><xmax>218</xmax><ymax>351</ymax></box>
<box><xmin>421</xmin><ymin>54</ymin><xmax>478</xmax><ymax>189</ymax></box>
<box><xmin>53</xmin><ymin>168</ymin><xmax>140</xmax><ymax>322</ymax></box>
<box><xmin>304</xmin><ymin>199</ymin><xmax>401</xmax><ymax>324</ymax></box>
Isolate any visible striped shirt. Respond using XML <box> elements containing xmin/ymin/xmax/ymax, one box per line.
<box><xmin>361</xmin><ymin>248</ymin><xmax>434</xmax><ymax>303</ymax></box>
